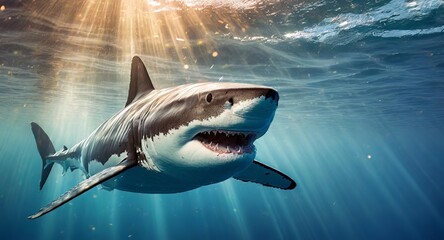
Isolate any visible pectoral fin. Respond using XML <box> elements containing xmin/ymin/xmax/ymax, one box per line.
<box><xmin>233</xmin><ymin>160</ymin><xmax>296</xmax><ymax>190</ymax></box>
<box><xmin>28</xmin><ymin>159</ymin><xmax>137</xmax><ymax>219</ymax></box>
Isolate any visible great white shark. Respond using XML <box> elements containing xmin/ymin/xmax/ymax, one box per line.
<box><xmin>29</xmin><ymin>56</ymin><xmax>296</xmax><ymax>219</ymax></box>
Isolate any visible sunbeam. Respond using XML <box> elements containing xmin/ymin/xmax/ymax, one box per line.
<box><xmin>22</xmin><ymin>0</ymin><xmax>277</xmax><ymax>65</ymax></box>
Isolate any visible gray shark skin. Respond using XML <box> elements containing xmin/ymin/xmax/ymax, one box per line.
<box><xmin>29</xmin><ymin>56</ymin><xmax>296</xmax><ymax>219</ymax></box>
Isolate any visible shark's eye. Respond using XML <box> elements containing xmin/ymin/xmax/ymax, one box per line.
<box><xmin>206</xmin><ymin>93</ymin><xmax>213</xmax><ymax>103</ymax></box>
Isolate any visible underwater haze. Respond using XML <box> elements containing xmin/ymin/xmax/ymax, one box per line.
<box><xmin>1</xmin><ymin>0</ymin><xmax>444</xmax><ymax>239</ymax></box>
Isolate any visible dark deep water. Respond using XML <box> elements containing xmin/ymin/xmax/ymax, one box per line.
<box><xmin>1</xmin><ymin>0</ymin><xmax>444</xmax><ymax>239</ymax></box>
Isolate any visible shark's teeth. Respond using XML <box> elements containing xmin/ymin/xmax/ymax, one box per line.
<box><xmin>194</xmin><ymin>130</ymin><xmax>256</xmax><ymax>155</ymax></box>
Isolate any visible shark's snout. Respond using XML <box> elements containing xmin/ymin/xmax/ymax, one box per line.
<box><xmin>229</xmin><ymin>88</ymin><xmax>279</xmax><ymax>120</ymax></box>
<box><xmin>209</xmin><ymin>87</ymin><xmax>279</xmax><ymax>107</ymax></box>
<box><xmin>263</xmin><ymin>88</ymin><xmax>279</xmax><ymax>102</ymax></box>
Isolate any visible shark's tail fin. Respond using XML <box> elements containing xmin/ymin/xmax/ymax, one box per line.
<box><xmin>31</xmin><ymin>122</ymin><xmax>56</xmax><ymax>190</ymax></box>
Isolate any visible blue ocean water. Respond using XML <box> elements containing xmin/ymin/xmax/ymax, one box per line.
<box><xmin>0</xmin><ymin>0</ymin><xmax>443</xmax><ymax>239</ymax></box>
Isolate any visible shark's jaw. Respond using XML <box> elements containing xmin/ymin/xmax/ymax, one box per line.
<box><xmin>142</xmin><ymin>120</ymin><xmax>262</xmax><ymax>186</ymax></box>
<box><xmin>193</xmin><ymin>130</ymin><xmax>256</xmax><ymax>155</ymax></box>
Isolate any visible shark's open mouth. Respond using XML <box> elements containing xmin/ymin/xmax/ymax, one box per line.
<box><xmin>194</xmin><ymin>130</ymin><xmax>256</xmax><ymax>154</ymax></box>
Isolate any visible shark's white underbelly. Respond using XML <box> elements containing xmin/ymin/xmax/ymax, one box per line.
<box><xmin>101</xmin><ymin>166</ymin><xmax>201</xmax><ymax>193</ymax></box>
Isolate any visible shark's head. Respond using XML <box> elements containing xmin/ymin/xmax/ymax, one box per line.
<box><xmin>137</xmin><ymin>83</ymin><xmax>279</xmax><ymax>185</ymax></box>
<box><xmin>128</xmin><ymin>57</ymin><xmax>279</xmax><ymax>185</ymax></box>
<box><xmin>188</xmin><ymin>84</ymin><xmax>278</xmax><ymax>157</ymax></box>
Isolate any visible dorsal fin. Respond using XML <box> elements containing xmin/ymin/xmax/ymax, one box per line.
<box><xmin>125</xmin><ymin>56</ymin><xmax>155</xmax><ymax>106</ymax></box>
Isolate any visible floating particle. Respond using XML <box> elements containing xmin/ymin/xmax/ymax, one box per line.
<box><xmin>406</xmin><ymin>1</ymin><xmax>417</xmax><ymax>8</ymax></box>
<box><xmin>367</xmin><ymin>154</ymin><xmax>372</xmax><ymax>159</ymax></box>
<box><xmin>339</xmin><ymin>21</ymin><xmax>348</xmax><ymax>27</ymax></box>
<box><xmin>91</xmin><ymin>226</ymin><xmax>96</xmax><ymax>231</ymax></box>
<box><xmin>0</xmin><ymin>5</ymin><xmax>5</xmax><ymax>11</ymax></box>
<box><xmin>212</xmin><ymin>51</ymin><xmax>219</xmax><ymax>57</ymax></box>
<box><xmin>183</xmin><ymin>64</ymin><xmax>189</xmax><ymax>70</ymax></box>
